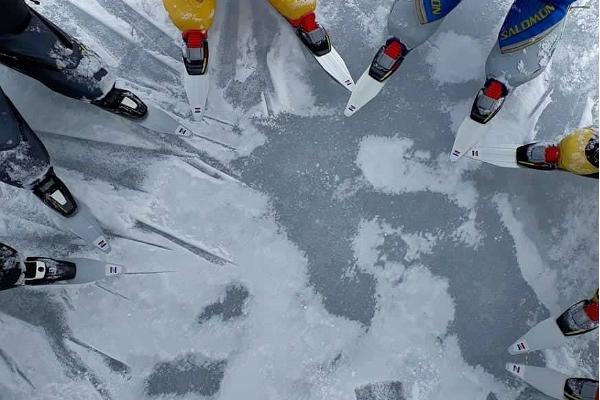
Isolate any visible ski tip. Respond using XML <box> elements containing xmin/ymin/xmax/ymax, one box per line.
<box><xmin>508</xmin><ymin>338</ymin><xmax>529</xmax><ymax>355</ymax></box>
<box><xmin>344</xmin><ymin>104</ymin><xmax>358</xmax><ymax>117</ymax></box>
<box><xmin>506</xmin><ymin>363</ymin><xmax>525</xmax><ymax>378</ymax></box>
<box><xmin>94</xmin><ymin>236</ymin><xmax>111</xmax><ymax>253</ymax></box>
<box><xmin>450</xmin><ymin>149</ymin><xmax>462</xmax><ymax>161</ymax></box>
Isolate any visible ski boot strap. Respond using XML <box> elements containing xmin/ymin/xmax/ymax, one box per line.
<box><xmin>384</xmin><ymin>40</ymin><xmax>405</xmax><ymax>60</ymax></box>
<box><xmin>584</xmin><ymin>302</ymin><xmax>599</xmax><ymax>322</ymax></box>
<box><xmin>545</xmin><ymin>146</ymin><xmax>560</xmax><ymax>164</ymax></box>
<box><xmin>183</xmin><ymin>30</ymin><xmax>207</xmax><ymax>49</ymax></box>
<box><xmin>483</xmin><ymin>79</ymin><xmax>508</xmax><ymax>100</ymax></box>
<box><xmin>290</xmin><ymin>12</ymin><xmax>319</xmax><ymax>33</ymax></box>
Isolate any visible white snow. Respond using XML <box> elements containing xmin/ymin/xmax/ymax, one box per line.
<box><xmin>356</xmin><ymin>135</ymin><xmax>479</xmax><ymax>210</ymax></box>
<box><xmin>425</xmin><ymin>30</ymin><xmax>487</xmax><ymax>85</ymax></box>
<box><xmin>493</xmin><ymin>194</ymin><xmax>560</xmax><ymax>315</ymax></box>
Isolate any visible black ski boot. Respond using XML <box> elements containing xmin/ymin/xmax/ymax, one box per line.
<box><xmin>470</xmin><ymin>78</ymin><xmax>509</xmax><ymax>124</ymax></box>
<box><xmin>294</xmin><ymin>12</ymin><xmax>331</xmax><ymax>57</ymax></box>
<box><xmin>564</xmin><ymin>378</ymin><xmax>598</xmax><ymax>400</ymax></box>
<box><xmin>0</xmin><ymin>4</ymin><xmax>116</xmax><ymax>104</ymax></box>
<box><xmin>369</xmin><ymin>38</ymin><xmax>407</xmax><ymax>83</ymax></box>
<box><xmin>556</xmin><ymin>294</ymin><xmax>599</xmax><ymax>336</ymax></box>
<box><xmin>0</xmin><ymin>87</ymin><xmax>109</xmax><ymax>252</ymax></box>
<box><xmin>182</xmin><ymin>30</ymin><xmax>209</xmax><ymax>76</ymax></box>
<box><xmin>516</xmin><ymin>143</ymin><xmax>560</xmax><ymax>170</ymax></box>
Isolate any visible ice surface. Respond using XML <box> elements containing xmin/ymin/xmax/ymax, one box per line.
<box><xmin>0</xmin><ymin>0</ymin><xmax>597</xmax><ymax>399</ymax></box>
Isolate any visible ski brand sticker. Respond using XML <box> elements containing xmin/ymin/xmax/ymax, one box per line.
<box><xmin>175</xmin><ymin>125</ymin><xmax>192</xmax><ymax>137</ymax></box>
<box><xmin>415</xmin><ymin>0</ymin><xmax>462</xmax><ymax>24</ymax></box>
<box><xmin>94</xmin><ymin>237</ymin><xmax>110</xmax><ymax>251</ymax></box>
<box><xmin>498</xmin><ymin>0</ymin><xmax>568</xmax><ymax>53</ymax></box>
<box><xmin>516</xmin><ymin>340</ymin><xmax>528</xmax><ymax>351</ymax></box>
<box><xmin>106</xmin><ymin>264</ymin><xmax>122</xmax><ymax>275</ymax></box>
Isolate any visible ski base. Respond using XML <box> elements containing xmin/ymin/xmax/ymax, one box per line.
<box><xmin>508</xmin><ymin>317</ymin><xmax>567</xmax><ymax>355</ymax></box>
<box><xmin>345</xmin><ymin>67</ymin><xmax>386</xmax><ymax>117</ymax></box>
<box><xmin>59</xmin><ymin>258</ymin><xmax>125</xmax><ymax>284</ymax></box>
<box><xmin>450</xmin><ymin>117</ymin><xmax>493</xmax><ymax>161</ymax></box>
<box><xmin>138</xmin><ymin>102</ymin><xmax>194</xmax><ymax>138</ymax></box>
<box><xmin>467</xmin><ymin>144</ymin><xmax>520</xmax><ymax>169</ymax></box>
<box><xmin>60</xmin><ymin>199</ymin><xmax>110</xmax><ymax>253</ymax></box>
<box><xmin>313</xmin><ymin>46</ymin><xmax>355</xmax><ymax>92</ymax></box>
<box><xmin>506</xmin><ymin>363</ymin><xmax>566</xmax><ymax>400</ymax></box>
<box><xmin>183</xmin><ymin>67</ymin><xmax>210</xmax><ymax>122</ymax></box>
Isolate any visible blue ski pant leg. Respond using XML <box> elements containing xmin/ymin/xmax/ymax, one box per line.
<box><xmin>485</xmin><ymin>0</ymin><xmax>574</xmax><ymax>89</ymax></box>
<box><xmin>388</xmin><ymin>0</ymin><xmax>462</xmax><ymax>50</ymax></box>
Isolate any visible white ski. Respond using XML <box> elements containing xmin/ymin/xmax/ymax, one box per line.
<box><xmin>313</xmin><ymin>46</ymin><xmax>355</xmax><ymax>92</ymax></box>
<box><xmin>506</xmin><ymin>364</ymin><xmax>567</xmax><ymax>400</ymax></box>
<box><xmin>345</xmin><ymin>67</ymin><xmax>385</xmax><ymax>117</ymax></box>
<box><xmin>450</xmin><ymin>117</ymin><xmax>494</xmax><ymax>161</ymax></box>
<box><xmin>508</xmin><ymin>317</ymin><xmax>568</xmax><ymax>355</ymax></box>
<box><xmin>467</xmin><ymin>144</ymin><xmax>520</xmax><ymax>168</ymax></box>
<box><xmin>59</xmin><ymin>198</ymin><xmax>110</xmax><ymax>253</ymax></box>
<box><xmin>61</xmin><ymin>258</ymin><xmax>125</xmax><ymax>284</ymax></box>
<box><xmin>183</xmin><ymin>67</ymin><xmax>210</xmax><ymax>122</ymax></box>
<box><xmin>139</xmin><ymin>102</ymin><xmax>194</xmax><ymax>138</ymax></box>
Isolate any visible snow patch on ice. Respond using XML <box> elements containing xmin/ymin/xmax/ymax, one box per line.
<box><xmin>265</xmin><ymin>32</ymin><xmax>332</xmax><ymax>117</ymax></box>
<box><xmin>315</xmin><ymin>218</ymin><xmax>515</xmax><ymax>400</ymax></box>
<box><xmin>425</xmin><ymin>31</ymin><xmax>486</xmax><ymax>85</ymax></box>
<box><xmin>356</xmin><ymin>135</ymin><xmax>479</xmax><ymax>210</ymax></box>
<box><xmin>493</xmin><ymin>194</ymin><xmax>560</xmax><ymax>314</ymax></box>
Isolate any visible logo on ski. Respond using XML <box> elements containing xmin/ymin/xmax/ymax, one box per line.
<box><xmin>176</xmin><ymin>126</ymin><xmax>191</xmax><ymax>137</ymax></box>
<box><xmin>516</xmin><ymin>341</ymin><xmax>528</xmax><ymax>351</ymax></box>
<box><xmin>107</xmin><ymin>264</ymin><xmax>121</xmax><ymax>275</ymax></box>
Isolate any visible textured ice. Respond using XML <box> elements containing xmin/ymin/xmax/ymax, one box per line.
<box><xmin>0</xmin><ymin>0</ymin><xmax>597</xmax><ymax>399</ymax></box>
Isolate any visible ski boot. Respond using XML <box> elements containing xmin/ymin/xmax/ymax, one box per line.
<box><xmin>0</xmin><ymin>88</ymin><xmax>110</xmax><ymax>252</ymax></box>
<box><xmin>293</xmin><ymin>12</ymin><xmax>331</xmax><ymax>57</ymax></box>
<box><xmin>24</xmin><ymin>257</ymin><xmax>76</xmax><ymax>285</ymax></box>
<box><xmin>556</xmin><ymin>290</ymin><xmax>599</xmax><ymax>336</ymax></box>
<box><xmin>182</xmin><ymin>30</ymin><xmax>209</xmax><ymax>76</ymax></box>
<box><xmin>470</xmin><ymin>78</ymin><xmax>509</xmax><ymax>124</ymax></box>
<box><xmin>0</xmin><ymin>5</ymin><xmax>151</xmax><ymax>122</ymax></box>
<box><xmin>0</xmin><ymin>6</ymin><xmax>115</xmax><ymax>103</ymax></box>
<box><xmin>368</xmin><ymin>38</ymin><xmax>407</xmax><ymax>83</ymax></box>
<box><xmin>564</xmin><ymin>378</ymin><xmax>599</xmax><ymax>400</ymax></box>
<box><xmin>516</xmin><ymin>142</ymin><xmax>560</xmax><ymax>170</ymax></box>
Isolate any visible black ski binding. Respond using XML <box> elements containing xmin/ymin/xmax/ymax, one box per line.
<box><xmin>31</xmin><ymin>168</ymin><xmax>78</xmax><ymax>217</ymax></box>
<box><xmin>556</xmin><ymin>300</ymin><xmax>599</xmax><ymax>336</ymax></box>
<box><xmin>92</xmin><ymin>86</ymin><xmax>148</xmax><ymax>120</ymax></box>
<box><xmin>24</xmin><ymin>257</ymin><xmax>76</xmax><ymax>285</ymax></box>
<box><xmin>369</xmin><ymin>38</ymin><xmax>406</xmax><ymax>83</ymax></box>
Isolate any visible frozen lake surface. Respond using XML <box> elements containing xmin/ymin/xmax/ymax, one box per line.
<box><xmin>0</xmin><ymin>0</ymin><xmax>597</xmax><ymax>399</ymax></box>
